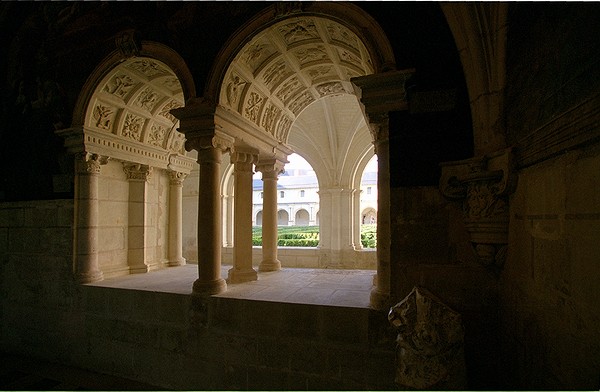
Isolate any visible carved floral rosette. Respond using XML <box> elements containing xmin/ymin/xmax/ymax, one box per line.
<box><xmin>440</xmin><ymin>148</ymin><xmax>516</xmax><ymax>268</ymax></box>
<box><xmin>388</xmin><ymin>286</ymin><xmax>466</xmax><ymax>390</ymax></box>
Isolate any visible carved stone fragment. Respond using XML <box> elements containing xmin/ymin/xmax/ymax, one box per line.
<box><xmin>388</xmin><ymin>287</ymin><xmax>467</xmax><ymax>390</ymax></box>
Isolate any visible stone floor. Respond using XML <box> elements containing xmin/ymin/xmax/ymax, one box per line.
<box><xmin>92</xmin><ymin>264</ymin><xmax>375</xmax><ymax>308</ymax></box>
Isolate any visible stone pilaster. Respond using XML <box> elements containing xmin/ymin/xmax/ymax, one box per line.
<box><xmin>123</xmin><ymin>163</ymin><xmax>153</xmax><ymax>274</ymax></box>
<box><xmin>168</xmin><ymin>170</ymin><xmax>187</xmax><ymax>266</ymax></box>
<box><xmin>74</xmin><ymin>152</ymin><xmax>108</xmax><ymax>283</ymax></box>
<box><xmin>256</xmin><ymin>159</ymin><xmax>286</xmax><ymax>272</ymax></box>
<box><xmin>228</xmin><ymin>149</ymin><xmax>259</xmax><ymax>283</ymax></box>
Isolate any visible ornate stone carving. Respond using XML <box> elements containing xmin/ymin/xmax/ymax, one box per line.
<box><xmin>293</xmin><ymin>46</ymin><xmax>328</xmax><ymax>65</ymax></box>
<box><xmin>337</xmin><ymin>48</ymin><xmax>363</xmax><ymax>69</ymax></box>
<box><xmin>75</xmin><ymin>153</ymin><xmax>109</xmax><ymax>175</ymax></box>
<box><xmin>278</xmin><ymin>20</ymin><xmax>319</xmax><ymax>46</ymax></box>
<box><xmin>262</xmin><ymin>103</ymin><xmax>281</xmax><ymax>135</ymax></box>
<box><xmin>276</xmin><ymin>115</ymin><xmax>292</xmax><ymax>142</ymax></box>
<box><xmin>275</xmin><ymin>2</ymin><xmax>303</xmax><ymax>17</ymax></box>
<box><xmin>288</xmin><ymin>90</ymin><xmax>315</xmax><ymax>115</ymax></box>
<box><xmin>92</xmin><ymin>104</ymin><xmax>114</xmax><ymax>130</ymax></box>
<box><xmin>440</xmin><ymin>148</ymin><xmax>516</xmax><ymax>268</ymax></box>
<box><xmin>127</xmin><ymin>59</ymin><xmax>168</xmax><ymax>78</ymax></box>
<box><xmin>326</xmin><ymin>23</ymin><xmax>359</xmax><ymax>51</ymax></box>
<box><xmin>306</xmin><ymin>65</ymin><xmax>333</xmax><ymax>83</ymax></box>
<box><xmin>244</xmin><ymin>91</ymin><xmax>265</xmax><ymax>124</ymax></box>
<box><xmin>103</xmin><ymin>74</ymin><xmax>135</xmax><ymax>99</ymax></box>
<box><xmin>316</xmin><ymin>82</ymin><xmax>346</xmax><ymax>97</ymax></box>
<box><xmin>169</xmin><ymin>170</ymin><xmax>187</xmax><ymax>186</ymax></box>
<box><xmin>262</xmin><ymin>60</ymin><xmax>290</xmax><ymax>90</ymax></box>
<box><xmin>115</xmin><ymin>29</ymin><xmax>141</xmax><ymax>58</ymax></box>
<box><xmin>225</xmin><ymin>73</ymin><xmax>247</xmax><ymax>107</ymax></box>
<box><xmin>161</xmin><ymin>76</ymin><xmax>181</xmax><ymax>92</ymax></box>
<box><xmin>135</xmin><ymin>87</ymin><xmax>161</xmax><ymax>112</ymax></box>
<box><xmin>169</xmin><ymin>131</ymin><xmax>186</xmax><ymax>154</ymax></box>
<box><xmin>147</xmin><ymin>124</ymin><xmax>167</xmax><ymax>147</ymax></box>
<box><xmin>122</xmin><ymin>113</ymin><xmax>144</xmax><ymax>141</ymax></box>
<box><xmin>275</xmin><ymin>77</ymin><xmax>302</xmax><ymax>103</ymax></box>
<box><xmin>388</xmin><ymin>287</ymin><xmax>466</xmax><ymax>390</ymax></box>
<box><xmin>123</xmin><ymin>163</ymin><xmax>152</xmax><ymax>181</ymax></box>
<box><xmin>158</xmin><ymin>99</ymin><xmax>182</xmax><ymax>124</ymax></box>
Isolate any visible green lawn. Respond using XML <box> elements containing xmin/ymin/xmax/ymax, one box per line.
<box><xmin>252</xmin><ymin>224</ymin><xmax>377</xmax><ymax>248</ymax></box>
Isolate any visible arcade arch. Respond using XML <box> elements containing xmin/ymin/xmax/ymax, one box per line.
<box><xmin>173</xmin><ymin>3</ymin><xmax>411</xmax><ymax>309</ymax></box>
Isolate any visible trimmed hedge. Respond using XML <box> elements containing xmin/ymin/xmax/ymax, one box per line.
<box><xmin>251</xmin><ymin>224</ymin><xmax>377</xmax><ymax>248</ymax></box>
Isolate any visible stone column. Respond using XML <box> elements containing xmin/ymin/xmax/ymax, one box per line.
<box><xmin>123</xmin><ymin>163</ymin><xmax>153</xmax><ymax>274</ymax></box>
<box><xmin>352</xmin><ymin>69</ymin><xmax>414</xmax><ymax>310</ymax></box>
<box><xmin>353</xmin><ymin>188</ymin><xmax>363</xmax><ymax>249</ymax></box>
<box><xmin>370</xmin><ymin>116</ymin><xmax>392</xmax><ymax>310</ymax></box>
<box><xmin>223</xmin><ymin>194</ymin><xmax>234</xmax><ymax>247</ymax></box>
<box><xmin>228</xmin><ymin>150</ymin><xmax>258</xmax><ymax>283</ymax></box>
<box><xmin>256</xmin><ymin>159</ymin><xmax>285</xmax><ymax>272</ymax></box>
<box><xmin>192</xmin><ymin>140</ymin><xmax>230</xmax><ymax>295</ymax></box>
<box><xmin>168</xmin><ymin>170</ymin><xmax>187</xmax><ymax>266</ymax></box>
<box><xmin>74</xmin><ymin>153</ymin><xmax>108</xmax><ymax>283</ymax></box>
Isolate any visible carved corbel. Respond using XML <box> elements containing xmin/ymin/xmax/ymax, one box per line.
<box><xmin>440</xmin><ymin>147</ymin><xmax>516</xmax><ymax>269</ymax></box>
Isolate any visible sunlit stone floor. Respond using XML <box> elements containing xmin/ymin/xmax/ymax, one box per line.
<box><xmin>92</xmin><ymin>264</ymin><xmax>375</xmax><ymax>308</ymax></box>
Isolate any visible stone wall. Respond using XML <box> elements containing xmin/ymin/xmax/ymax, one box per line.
<box><xmin>498</xmin><ymin>4</ymin><xmax>600</xmax><ymax>389</ymax></box>
<box><xmin>499</xmin><ymin>144</ymin><xmax>600</xmax><ymax>389</ymax></box>
<box><xmin>0</xmin><ymin>199</ymin><xmax>393</xmax><ymax>390</ymax></box>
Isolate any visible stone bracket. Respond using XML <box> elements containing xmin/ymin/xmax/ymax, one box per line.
<box><xmin>439</xmin><ymin>147</ymin><xmax>516</xmax><ymax>268</ymax></box>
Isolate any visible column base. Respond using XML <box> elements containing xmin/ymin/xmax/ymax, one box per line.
<box><xmin>192</xmin><ymin>278</ymin><xmax>227</xmax><ymax>296</ymax></box>
<box><xmin>129</xmin><ymin>264</ymin><xmax>150</xmax><ymax>274</ymax></box>
<box><xmin>259</xmin><ymin>259</ymin><xmax>281</xmax><ymax>272</ymax></box>
<box><xmin>76</xmin><ymin>270</ymin><xmax>104</xmax><ymax>284</ymax></box>
<box><xmin>227</xmin><ymin>267</ymin><xmax>258</xmax><ymax>284</ymax></box>
<box><xmin>168</xmin><ymin>258</ymin><xmax>186</xmax><ymax>267</ymax></box>
<box><xmin>370</xmin><ymin>287</ymin><xmax>391</xmax><ymax>311</ymax></box>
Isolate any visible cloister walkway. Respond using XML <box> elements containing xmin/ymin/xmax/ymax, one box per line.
<box><xmin>91</xmin><ymin>264</ymin><xmax>374</xmax><ymax>308</ymax></box>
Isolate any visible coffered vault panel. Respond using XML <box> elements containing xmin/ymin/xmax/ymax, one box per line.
<box><xmin>220</xmin><ymin>16</ymin><xmax>374</xmax><ymax>144</ymax></box>
<box><xmin>86</xmin><ymin>58</ymin><xmax>187</xmax><ymax>165</ymax></box>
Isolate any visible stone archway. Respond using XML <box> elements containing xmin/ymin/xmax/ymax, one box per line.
<box><xmin>58</xmin><ymin>41</ymin><xmax>196</xmax><ymax>283</ymax></box>
<box><xmin>173</xmin><ymin>3</ymin><xmax>413</xmax><ymax>306</ymax></box>
<box><xmin>295</xmin><ymin>209</ymin><xmax>310</xmax><ymax>226</ymax></box>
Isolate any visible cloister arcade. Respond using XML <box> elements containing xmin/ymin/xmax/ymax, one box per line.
<box><xmin>63</xmin><ymin>4</ymin><xmax>411</xmax><ymax>309</ymax></box>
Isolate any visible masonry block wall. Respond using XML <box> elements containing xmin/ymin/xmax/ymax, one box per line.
<box><xmin>499</xmin><ymin>3</ymin><xmax>600</xmax><ymax>389</ymax></box>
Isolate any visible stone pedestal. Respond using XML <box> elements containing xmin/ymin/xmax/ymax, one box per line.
<box><xmin>388</xmin><ymin>286</ymin><xmax>467</xmax><ymax>390</ymax></box>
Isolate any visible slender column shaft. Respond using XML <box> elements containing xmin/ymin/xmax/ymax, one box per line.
<box><xmin>74</xmin><ymin>153</ymin><xmax>106</xmax><ymax>283</ymax></box>
<box><xmin>257</xmin><ymin>161</ymin><xmax>284</xmax><ymax>272</ymax></box>
<box><xmin>168</xmin><ymin>171</ymin><xmax>187</xmax><ymax>266</ymax></box>
<box><xmin>228</xmin><ymin>151</ymin><xmax>258</xmax><ymax>283</ymax></box>
<box><xmin>371</xmin><ymin>119</ymin><xmax>392</xmax><ymax>310</ymax></box>
<box><xmin>193</xmin><ymin>146</ymin><xmax>227</xmax><ymax>295</ymax></box>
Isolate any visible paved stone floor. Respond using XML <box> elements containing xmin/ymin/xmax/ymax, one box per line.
<box><xmin>93</xmin><ymin>264</ymin><xmax>375</xmax><ymax>308</ymax></box>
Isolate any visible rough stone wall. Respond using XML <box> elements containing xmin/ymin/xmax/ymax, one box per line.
<box><xmin>500</xmin><ymin>3</ymin><xmax>600</xmax><ymax>389</ymax></box>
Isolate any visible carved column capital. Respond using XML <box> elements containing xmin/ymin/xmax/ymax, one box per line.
<box><xmin>440</xmin><ymin>148</ymin><xmax>516</xmax><ymax>269</ymax></box>
<box><xmin>255</xmin><ymin>159</ymin><xmax>286</xmax><ymax>180</ymax></box>
<box><xmin>231</xmin><ymin>149</ymin><xmax>259</xmax><ymax>169</ymax></box>
<box><xmin>169</xmin><ymin>170</ymin><xmax>187</xmax><ymax>186</ymax></box>
<box><xmin>123</xmin><ymin>162</ymin><xmax>153</xmax><ymax>181</ymax></box>
<box><xmin>75</xmin><ymin>153</ymin><xmax>109</xmax><ymax>175</ymax></box>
